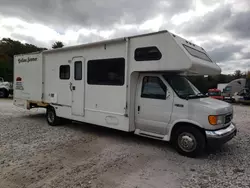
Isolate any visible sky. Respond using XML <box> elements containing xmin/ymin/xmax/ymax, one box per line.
<box><xmin>0</xmin><ymin>0</ymin><xmax>249</xmax><ymax>74</ymax></box>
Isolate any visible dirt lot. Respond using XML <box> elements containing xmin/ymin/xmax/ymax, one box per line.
<box><xmin>0</xmin><ymin>99</ymin><xmax>250</xmax><ymax>188</ymax></box>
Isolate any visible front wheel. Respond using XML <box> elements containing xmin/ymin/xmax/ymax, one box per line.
<box><xmin>46</xmin><ymin>107</ymin><xmax>61</xmax><ymax>126</ymax></box>
<box><xmin>0</xmin><ymin>89</ymin><xmax>9</xmax><ymax>98</ymax></box>
<box><xmin>173</xmin><ymin>126</ymin><xmax>205</xmax><ymax>158</ymax></box>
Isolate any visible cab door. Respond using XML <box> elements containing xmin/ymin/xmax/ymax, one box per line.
<box><xmin>135</xmin><ymin>74</ymin><xmax>173</xmax><ymax>135</ymax></box>
<box><xmin>71</xmin><ymin>57</ymin><xmax>85</xmax><ymax>116</ymax></box>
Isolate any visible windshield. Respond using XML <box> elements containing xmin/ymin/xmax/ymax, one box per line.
<box><xmin>224</xmin><ymin>86</ymin><xmax>231</xmax><ymax>92</ymax></box>
<box><xmin>163</xmin><ymin>75</ymin><xmax>205</xmax><ymax>99</ymax></box>
<box><xmin>208</xmin><ymin>91</ymin><xmax>221</xmax><ymax>96</ymax></box>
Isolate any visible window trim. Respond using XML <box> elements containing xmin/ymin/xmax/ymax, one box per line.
<box><xmin>141</xmin><ymin>76</ymin><xmax>167</xmax><ymax>100</ymax></box>
<box><xmin>87</xmin><ymin>57</ymin><xmax>125</xmax><ymax>86</ymax></box>
<box><xmin>183</xmin><ymin>44</ymin><xmax>212</xmax><ymax>62</ymax></box>
<box><xmin>135</xmin><ymin>46</ymin><xmax>162</xmax><ymax>61</ymax></box>
<box><xmin>59</xmin><ymin>65</ymin><xmax>70</xmax><ymax>80</ymax></box>
<box><xmin>74</xmin><ymin>61</ymin><xmax>82</xmax><ymax>80</ymax></box>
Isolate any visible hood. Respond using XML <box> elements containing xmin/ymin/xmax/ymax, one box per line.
<box><xmin>189</xmin><ymin>97</ymin><xmax>233</xmax><ymax>115</ymax></box>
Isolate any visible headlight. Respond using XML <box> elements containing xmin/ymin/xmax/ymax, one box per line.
<box><xmin>208</xmin><ymin>115</ymin><xmax>225</xmax><ymax>125</ymax></box>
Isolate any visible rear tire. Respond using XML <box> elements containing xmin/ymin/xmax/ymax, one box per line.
<box><xmin>46</xmin><ymin>107</ymin><xmax>61</xmax><ymax>126</ymax></box>
<box><xmin>173</xmin><ymin>126</ymin><xmax>205</xmax><ymax>158</ymax></box>
<box><xmin>0</xmin><ymin>89</ymin><xmax>9</xmax><ymax>98</ymax></box>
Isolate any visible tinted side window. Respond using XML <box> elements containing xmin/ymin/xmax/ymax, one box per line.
<box><xmin>87</xmin><ymin>58</ymin><xmax>125</xmax><ymax>86</ymax></box>
<box><xmin>141</xmin><ymin>76</ymin><xmax>166</xmax><ymax>99</ymax></box>
<box><xmin>59</xmin><ymin>65</ymin><xmax>70</xmax><ymax>80</ymax></box>
<box><xmin>74</xmin><ymin>61</ymin><xmax>82</xmax><ymax>80</ymax></box>
<box><xmin>183</xmin><ymin>44</ymin><xmax>212</xmax><ymax>62</ymax></box>
<box><xmin>135</xmin><ymin>46</ymin><xmax>162</xmax><ymax>61</ymax></box>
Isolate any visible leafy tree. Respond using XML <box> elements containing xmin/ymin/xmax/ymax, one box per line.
<box><xmin>234</xmin><ymin>70</ymin><xmax>243</xmax><ymax>79</ymax></box>
<box><xmin>0</xmin><ymin>38</ymin><xmax>46</xmax><ymax>56</ymax></box>
<box><xmin>52</xmin><ymin>41</ymin><xmax>64</xmax><ymax>49</ymax></box>
<box><xmin>188</xmin><ymin>72</ymin><xmax>247</xmax><ymax>94</ymax></box>
<box><xmin>0</xmin><ymin>38</ymin><xmax>47</xmax><ymax>81</ymax></box>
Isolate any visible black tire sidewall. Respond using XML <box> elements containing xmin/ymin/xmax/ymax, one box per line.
<box><xmin>0</xmin><ymin>89</ymin><xmax>8</xmax><ymax>98</ymax></box>
<box><xmin>46</xmin><ymin>107</ymin><xmax>60</xmax><ymax>126</ymax></box>
<box><xmin>174</xmin><ymin>126</ymin><xmax>205</xmax><ymax>158</ymax></box>
<box><xmin>4</xmin><ymin>90</ymin><xmax>9</xmax><ymax>98</ymax></box>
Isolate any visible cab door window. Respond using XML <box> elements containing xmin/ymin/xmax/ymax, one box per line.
<box><xmin>141</xmin><ymin>76</ymin><xmax>166</xmax><ymax>100</ymax></box>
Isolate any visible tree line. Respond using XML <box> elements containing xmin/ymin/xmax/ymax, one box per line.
<box><xmin>0</xmin><ymin>38</ymin><xmax>64</xmax><ymax>81</ymax></box>
<box><xmin>188</xmin><ymin>72</ymin><xmax>247</xmax><ymax>93</ymax></box>
<box><xmin>0</xmin><ymin>37</ymin><xmax>247</xmax><ymax>93</ymax></box>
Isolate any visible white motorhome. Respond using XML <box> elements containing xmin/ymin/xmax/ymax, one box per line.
<box><xmin>13</xmin><ymin>31</ymin><xmax>236</xmax><ymax>157</ymax></box>
<box><xmin>217</xmin><ymin>83</ymin><xmax>228</xmax><ymax>92</ymax></box>
<box><xmin>223</xmin><ymin>78</ymin><xmax>246</xmax><ymax>102</ymax></box>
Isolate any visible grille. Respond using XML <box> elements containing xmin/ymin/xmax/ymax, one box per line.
<box><xmin>225</xmin><ymin>114</ymin><xmax>233</xmax><ymax>124</ymax></box>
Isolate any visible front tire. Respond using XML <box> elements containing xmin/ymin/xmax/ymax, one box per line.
<box><xmin>0</xmin><ymin>89</ymin><xmax>9</xmax><ymax>98</ymax></box>
<box><xmin>46</xmin><ymin>107</ymin><xmax>61</xmax><ymax>126</ymax></box>
<box><xmin>173</xmin><ymin>126</ymin><xmax>205</xmax><ymax>158</ymax></box>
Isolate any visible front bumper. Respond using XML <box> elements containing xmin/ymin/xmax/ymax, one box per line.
<box><xmin>205</xmin><ymin>123</ymin><xmax>237</xmax><ymax>147</ymax></box>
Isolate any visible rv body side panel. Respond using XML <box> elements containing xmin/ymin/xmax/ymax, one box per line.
<box><xmin>14</xmin><ymin>53</ymin><xmax>43</xmax><ymax>102</ymax></box>
<box><xmin>43</xmin><ymin>41</ymin><xmax>130</xmax><ymax>131</ymax></box>
<box><xmin>129</xmin><ymin>32</ymin><xmax>192</xmax><ymax>73</ymax></box>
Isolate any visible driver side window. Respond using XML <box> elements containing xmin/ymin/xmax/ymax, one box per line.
<box><xmin>141</xmin><ymin>76</ymin><xmax>167</xmax><ymax>100</ymax></box>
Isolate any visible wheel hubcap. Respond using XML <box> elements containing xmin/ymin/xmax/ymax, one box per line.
<box><xmin>48</xmin><ymin>110</ymin><xmax>55</xmax><ymax>123</ymax></box>
<box><xmin>178</xmin><ymin>132</ymin><xmax>197</xmax><ymax>152</ymax></box>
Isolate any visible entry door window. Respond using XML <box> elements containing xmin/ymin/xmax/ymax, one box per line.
<box><xmin>74</xmin><ymin>61</ymin><xmax>82</xmax><ymax>80</ymax></box>
<box><xmin>141</xmin><ymin>76</ymin><xmax>166</xmax><ymax>100</ymax></box>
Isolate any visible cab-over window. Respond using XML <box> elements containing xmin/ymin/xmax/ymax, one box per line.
<box><xmin>135</xmin><ymin>46</ymin><xmax>162</xmax><ymax>61</ymax></box>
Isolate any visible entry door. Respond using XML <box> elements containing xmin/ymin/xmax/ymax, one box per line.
<box><xmin>135</xmin><ymin>75</ymin><xmax>173</xmax><ymax>135</ymax></box>
<box><xmin>71</xmin><ymin>57</ymin><xmax>85</xmax><ymax>116</ymax></box>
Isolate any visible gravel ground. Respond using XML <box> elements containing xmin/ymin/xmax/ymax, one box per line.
<box><xmin>0</xmin><ymin>99</ymin><xmax>250</xmax><ymax>188</ymax></box>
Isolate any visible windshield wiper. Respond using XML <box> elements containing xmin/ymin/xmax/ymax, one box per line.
<box><xmin>196</xmin><ymin>93</ymin><xmax>207</xmax><ymax>97</ymax></box>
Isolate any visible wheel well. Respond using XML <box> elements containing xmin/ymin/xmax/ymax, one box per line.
<box><xmin>170</xmin><ymin>122</ymin><xmax>206</xmax><ymax>142</ymax></box>
<box><xmin>47</xmin><ymin>105</ymin><xmax>54</xmax><ymax>110</ymax></box>
<box><xmin>0</xmin><ymin>88</ymin><xmax>8</xmax><ymax>92</ymax></box>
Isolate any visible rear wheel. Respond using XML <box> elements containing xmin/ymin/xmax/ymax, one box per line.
<box><xmin>0</xmin><ymin>89</ymin><xmax>9</xmax><ymax>98</ymax></box>
<box><xmin>46</xmin><ymin>107</ymin><xmax>61</xmax><ymax>126</ymax></box>
<box><xmin>173</xmin><ymin>126</ymin><xmax>205</xmax><ymax>158</ymax></box>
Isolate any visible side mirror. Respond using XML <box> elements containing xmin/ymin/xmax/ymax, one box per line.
<box><xmin>237</xmin><ymin>81</ymin><xmax>241</xmax><ymax>85</ymax></box>
<box><xmin>166</xmin><ymin>91</ymin><xmax>170</xmax><ymax>98</ymax></box>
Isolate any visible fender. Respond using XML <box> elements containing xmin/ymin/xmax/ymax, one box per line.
<box><xmin>166</xmin><ymin>119</ymin><xmax>204</xmax><ymax>141</ymax></box>
<box><xmin>0</xmin><ymin>85</ymin><xmax>10</xmax><ymax>91</ymax></box>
